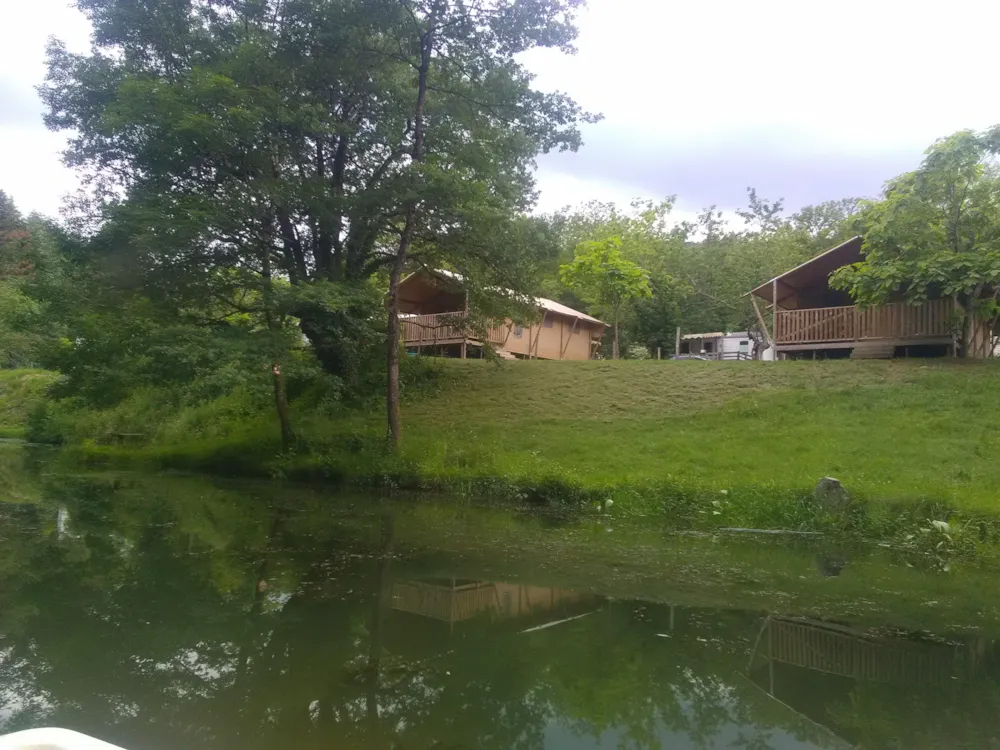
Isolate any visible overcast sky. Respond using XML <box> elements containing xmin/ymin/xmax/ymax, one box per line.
<box><xmin>2</xmin><ymin>0</ymin><xmax>999</xmax><ymax>222</ymax></box>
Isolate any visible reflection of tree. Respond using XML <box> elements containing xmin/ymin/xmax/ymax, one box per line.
<box><xmin>534</xmin><ymin>603</ymin><xmax>840</xmax><ymax>750</ymax></box>
<box><xmin>827</xmin><ymin>665</ymin><xmax>1000</xmax><ymax>749</ymax></box>
<box><xmin>0</xmin><ymin>466</ymin><xmax>996</xmax><ymax>749</ymax></box>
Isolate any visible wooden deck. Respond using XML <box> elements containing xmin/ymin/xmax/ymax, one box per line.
<box><xmin>774</xmin><ymin>299</ymin><xmax>953</xmax><ymax>349</ymax></box>
<box><xmin>401</xmin><ymin>311</ymin><xmax>509</xmax><ymax>348</ymax></box>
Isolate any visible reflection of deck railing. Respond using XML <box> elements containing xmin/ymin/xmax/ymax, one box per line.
<box><xmin>391</xmin><ymin>581</ymin><xmax>497</xmax><ymax>623</ymax></box>
<box><xmin>774</xmin><ymin>300</ymin><xmax>952</xmax><ymax>345</ymax></box>
<box><xmin>391</xmin><ymin>581</ymin><xmax>594</xmax><ymax>624</ymax></box>
<box><xmin>767</xmin><ymin>618</ymin><xmax>959</xmax><ymax>686</ymax></box>
<box><xmin>401</xmin><ymin>311</ymin><xmax>509</xmax><ymax>348</ymax></box>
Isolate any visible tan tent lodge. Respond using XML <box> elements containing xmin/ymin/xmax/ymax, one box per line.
<box><xmin>398</xmin><ymin>269</ymin><xmax>607</xmax><ymax>360</ymax></box>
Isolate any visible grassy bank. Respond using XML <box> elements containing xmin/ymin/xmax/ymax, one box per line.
<box><xmin>10</xmin><ymin>359</ymin><xmax>1000</xmax><ymax>532</ymax></box>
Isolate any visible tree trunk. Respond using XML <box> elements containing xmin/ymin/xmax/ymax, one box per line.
<box><xmin>612</xmin><ymin>307</ymin><xmax>620</xmax><ymax>360</ymax></box>
<box><xmin>386</xmin><ymin>256</ymin><xmax>405</xmax><ymax>445</ymax></box>
<box><xmin>262</xmin><ymin>233</ymin><xmax>293</xmax><ymax>448</ymax></box>
<box><xmin>957</xmin><ymin>293</ymin><xmax>978</xmax><ymax>358</ymax></box>
<box><xmin>365</xmin><ymin>513</ymin><xmax>394</xmax><ymax>736</ymax></box>
<box><xmin>299</xmin><ymin>313</ymin><xmax>357</xmax><ymax>384</ymax></box>
<box><xmin>386</xmin><ymin>13</ymin><xmax>437</xmax><ymax>448</ymax></box>
<box><xmin>271</xmin><ymin>363</ymin><xmax>292</xmax><ymax>450</ymax></box>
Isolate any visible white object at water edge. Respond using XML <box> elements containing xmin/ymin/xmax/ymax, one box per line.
<box><xmin>0</xmin><ymin>728</ymin><xmax>125</xmax><ymax>750</ymax></box>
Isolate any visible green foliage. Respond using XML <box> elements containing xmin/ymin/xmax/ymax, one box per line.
<box><xmin>541</xmin><ymin>191</ymin><xmax>859</xmax><ymax>356</ymax></box>
<box><xmin>0</xmin><ymin>370</ymin><xmax>58</xmax><ymax>439</ymax></box>
<box><xmin>831</xmin><ymin>128</ymin><xmax>1000</xmax><ymax>354</ymax></box>
<box><xmin>560</xmin><ymin>237</ymin><xmax>652</xmax><ymax>357</ymax></box>
<box><xmin>0</xmin><ymin>194</ymin><xmax>64</xmax><ymax>369</ymax></box>
<box><xmin>42</xmin><ymin>0</ymin><xmax>593</xmax><ymax>385</ymax></box>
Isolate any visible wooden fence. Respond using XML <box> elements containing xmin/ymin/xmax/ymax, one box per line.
<box><xmin>774</xmin><ymin>300</ymin><xmax>952</xmax><ymax>345</ymax></box>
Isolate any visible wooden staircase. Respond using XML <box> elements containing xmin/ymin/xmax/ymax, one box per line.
<box><xmin>850</xmin><ymin>342</ymin><xmax>897</xmax><ymax>360</ymax></box>
<box><xmin>496</xmin><ymin>349</ymin><xmax>518</xmax><ymax>361</ymax></box>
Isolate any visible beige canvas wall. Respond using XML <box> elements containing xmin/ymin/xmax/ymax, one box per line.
<box><xmin>499</xmin><ymin>314</ymin><xmax>600</xmax><ymax>360</ymax></box>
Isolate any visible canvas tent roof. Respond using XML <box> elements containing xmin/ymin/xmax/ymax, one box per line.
<box><xmin>401</xmin><ymin>268</ymin><xmax>607</xmax><ymax>327</ymax></box>
<box><xmin>748</xmin><ymin>236</ymin><xmax>863</xmax><ymax>306</ymax></box>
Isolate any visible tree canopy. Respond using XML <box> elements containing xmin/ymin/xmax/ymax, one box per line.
<box><xmin>560</xmin><ymin>237</ymin><xmax>652</xmax><ymax>359</ymax></box>
<box><xmin>832</xmin><ymin>128</ymin><xmax>1000</xmax><ymax>355</ymax></box>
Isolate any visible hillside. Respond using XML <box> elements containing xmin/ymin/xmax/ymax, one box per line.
<box><xmin>7</xmin><ymin>359</ymin><xmax>1000</xmax><ymax>517</ymax></box>
<box><xmin>314</xmin><ymin>359</ymin><xmax>1000</xmax><ymax>510</ymax></box>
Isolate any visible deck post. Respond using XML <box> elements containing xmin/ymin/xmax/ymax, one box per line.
<box><xmin>750</xmin><ymin>295</ymin><xmax>772</xmax><ymax>350</ymax></box>
<box><xmin>771</xmin><ymin>280</ymin><xmax>778</xmax><ymax>351</ymax></box>
<box><xmin>675</xmin><ymin>326</ymin><xmax>681</xmax><ymax>357</ymax></box>
<box><xmin>462</xmin><ymin>292</ymin><xmax>469</xmax><ymax>360</ymax></box>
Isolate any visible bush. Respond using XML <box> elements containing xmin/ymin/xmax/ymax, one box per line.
<box><xmin>626</xmin><ymin>344</ymin><xmax>651</xmax><ymax>360</ymax></box>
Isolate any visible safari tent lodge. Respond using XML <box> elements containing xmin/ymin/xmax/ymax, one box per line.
<box><xmin>397</xmin><ymin>269</ymin><xmax>607</xmax><ymax>360</ymax></box>
<box><xmin>749</xmin><ymin>236</ymin><xmax>996</xmax><ymax>359</ymax></box>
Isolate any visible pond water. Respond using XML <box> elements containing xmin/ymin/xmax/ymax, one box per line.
<box><xmin>1</xmin><ymin>450</ymin><xmax>1000</xmax><ymax>749</ymax></box>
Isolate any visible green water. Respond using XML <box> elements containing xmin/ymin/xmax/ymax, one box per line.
<box><xmin>2</xmin><ymin>450</ymin><xmax>1000</xmax><ymax>749</ymax></box>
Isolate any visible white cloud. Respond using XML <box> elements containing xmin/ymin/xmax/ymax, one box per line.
<box><xmin>2</xmin><ymin>0</ymin><xmax>1000</xmax><ymax>218</ymax></box>
<box><xmin>0</xmin><ymin>0</ymin><xmax>89</xmax><ymax>216</ymax></box>
<box><xmin>523</xmin><ymin>0</ymin><xmax>1000</xmax><ymax>213</ymax></box>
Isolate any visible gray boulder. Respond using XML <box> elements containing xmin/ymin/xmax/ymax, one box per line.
<box><xmin>812</xmin><ymin>477</ymin><xmax>850</xmax><ymax>513</ymax></box>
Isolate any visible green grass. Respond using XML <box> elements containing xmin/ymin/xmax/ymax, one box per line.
<box><xmin>287</xmin><ymin>359</ymin><xmax>1000</xmax><ymax>510</ymax></box>
<box><xmin>18</xmin><ymin>358</ymin><xmax>1000</xmax><ymax>531</ymax></box>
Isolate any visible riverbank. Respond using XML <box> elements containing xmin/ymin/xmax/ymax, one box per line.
<box><xmin>7</xmin><ymin>359</ymin><xmax>1000</xmax><ymax>536</ymax></box>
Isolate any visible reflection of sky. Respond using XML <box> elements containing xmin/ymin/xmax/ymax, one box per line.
<box><xmin>0</xmin><ymin>649</ymin><xmax>53</xmax><ymax>732</ymax></box>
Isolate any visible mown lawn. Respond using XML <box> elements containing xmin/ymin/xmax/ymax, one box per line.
<box><xmin>304</xmin><ymin>359</ymin><xmax>1000</xmax><ymax>509</ymax></box>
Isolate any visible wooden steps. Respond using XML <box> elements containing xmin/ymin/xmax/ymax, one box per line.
<box><xmin>496</xmin><ymin>349</ymin><xmax>518</xmax><ymax>361</ymax></box>
<box><xmin>850</xmin><ymin>342</ymin><xmax>897</xmax><ymax>360</ymax></box>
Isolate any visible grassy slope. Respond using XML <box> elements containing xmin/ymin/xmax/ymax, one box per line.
<box><xmin>302</xmin><ymin>359</ymin><xmax>1000</xmax><ymax>509</ymax></box>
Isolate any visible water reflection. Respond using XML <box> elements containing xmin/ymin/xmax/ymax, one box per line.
<box><xmin>390</xmin><ymin>579</ymin><xmax>599</xmax><ymax>628</ymax></box>
<box><xmin>0</xmin><ymin>456</ymin><xmax>998</xmax><ymax>748</ymax></box>
<box><xmin>749</xmin><ymin>617</ymin><xmax>1000</xmax><ymax>748</ymax></box>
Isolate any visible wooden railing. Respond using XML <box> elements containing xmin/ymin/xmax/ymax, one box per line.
<box><xmin>774</xmin><ymin>300</ymin><xmax>953</xmax><ymax>345</ymax></box>
<box><xmin>401</xmin><ymin>311</ymin><xmax>509</xmax><ymax>347</ymax></box>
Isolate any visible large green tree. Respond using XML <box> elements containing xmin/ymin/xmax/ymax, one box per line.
<box><xmin>831</xmin><ymin>128</ymin><xmax>1000</xmax><ymax>356</ymax></box>
<box><xmin>42</xmin><ymin>0</ymin><xmax>594</xmax><ymax>447</ymax></box>
<box><xmin>560</xmin><ymin>237</ymin><xmax>652</xmax><ymax>359</ymax></box>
